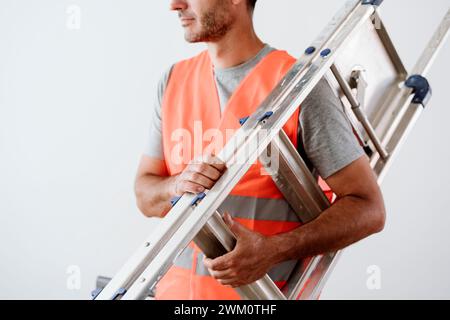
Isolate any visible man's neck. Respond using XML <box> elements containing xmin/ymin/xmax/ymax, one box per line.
<box><xmin>206</xmin><ymin>21</ymin><xmax>265</xmax><ymax>69</ymax></box>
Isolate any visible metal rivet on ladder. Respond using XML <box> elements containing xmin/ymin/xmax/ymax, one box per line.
<box><xmin>320</xmin><ymin>48</ymin><xmax>331</xmax><ymax>58</ymax></box>
<box><xmin>305</xmin><ymin>46</ymin><xmax>316</xmax><ymax>55</ymax></box>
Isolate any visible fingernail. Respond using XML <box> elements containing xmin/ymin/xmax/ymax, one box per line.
<box><xmin>224</xmin><ymin>212</ymin><xmax>233</xmax><ymax>224</ymax></box>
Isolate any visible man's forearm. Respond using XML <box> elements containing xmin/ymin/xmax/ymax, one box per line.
<box><xmin>135</xmin><ymin>174</ymin><xmax>176</xmax><ymax>218</ymax></box>
<box><xmin>267</xmin><ymin>195</ymin><xmax>385</xmax><ymax>264</ymax></box>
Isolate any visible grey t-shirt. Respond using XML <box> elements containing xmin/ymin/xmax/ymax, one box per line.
<box><xmin>144</xmin><ymin>45</ymin><xmax>364</xmax><ymax>179</ymax></box>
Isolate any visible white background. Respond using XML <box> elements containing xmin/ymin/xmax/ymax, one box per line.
<box><xmin>0</xmin><ymin>0</ymin><xmax>449</xmax><ymax>299</ymax></box>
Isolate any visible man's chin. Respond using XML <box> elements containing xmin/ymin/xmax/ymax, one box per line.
<box><xmin>184</xmin><ymin>33</ymin><xmax>203</xmax><ymax>43</ymax></box>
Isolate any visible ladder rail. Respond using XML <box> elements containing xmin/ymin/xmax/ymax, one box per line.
<box><xmin>262</xmin><ymin>131</ymin><xmax>330</xmax><ymax>223</ymax></box>
<box><xmin>373</xmin><ymin>8</ymin><xmax>450</xmax><ymax>180</ymax></box>
<box><xmin>261</xmin><ymin>130</ymin><xmax>332</xmax><ymax>299</ymax></box>
<box><xmin>411</xmin><ymin>9</ymin><xmax>450</xmax><ymax>77</ymax></box>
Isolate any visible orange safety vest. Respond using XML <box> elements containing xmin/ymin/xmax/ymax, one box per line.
<box><xmin>157</xmin><ymin>50</ymin><xmax>333</xmax><ymax>300</ymax></box>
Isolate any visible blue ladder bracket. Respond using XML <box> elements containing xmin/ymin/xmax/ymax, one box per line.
<box><xmin>190</xmin><ymin>192</ymin><xmax>206</xmax><ymax>207</ymax></box>
<box><xmin>405</xmin><ymin>75</ymin><xmax>432</xmax><ymax>108</ymax></box>
<box><xmin>91</xmin><ymin>288</ymin><xmax>103</xmax><ymax>300</ymax></box>
<box><xmin>111</xmin><ymin>287</ymin><xmax>127</xmax><ymax>300</ymax></box>
<box><xmin>257</xmin><ymin>111</ymin><xmax>274</xmax><ymax>123</ymax></box>
<box><xmin>170</xmin><ymin>196</ymin><xmax>182</xmax><ymax>207</ymax></box>
<box><xmin>239</xmin><ymin>116</ymin><xmax>250</xmax><ymax>126</ymax></box>
<box><xmin>361</xmin><ymin>0</ymin><xmax>384</xmax><ymax>6</ymax></box>
<box><xmin>240</xmin><ymin>111</ymin><xmax>273</xmax><ymax>126</ymax></box>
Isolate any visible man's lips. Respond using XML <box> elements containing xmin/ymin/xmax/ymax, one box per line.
<box><xmin>180</xmin><ymin>17</ymin><xmax>195</xmax><ymax>26</ymax></box>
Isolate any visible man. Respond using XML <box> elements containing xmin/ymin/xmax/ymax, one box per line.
<box><xmin>135</xmin><ymin>0</ymin><xmax>386</xmax><ymax>300</ymax></box>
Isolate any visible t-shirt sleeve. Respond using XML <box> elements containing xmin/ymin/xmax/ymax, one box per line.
<box><xmin>298</xmin><ymin>77</ymin><xmax>365</xmax><ymax>179</ymax></box>
<box><xmin>143</xmin><ymin>65</ymin><xmax>174</xmax><ymax>159</ymax></box>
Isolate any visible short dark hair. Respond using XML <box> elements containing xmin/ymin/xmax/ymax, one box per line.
<box><xmin>247</xmin><ymin>0</ymin><xmax>257</xmax><ymax>11</ymax></box>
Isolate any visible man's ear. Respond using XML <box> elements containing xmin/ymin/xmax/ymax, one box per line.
<box><xmin>230</xmin><ymin>0</ymin><xmax>248</xmax><ymax>14</ymax></box>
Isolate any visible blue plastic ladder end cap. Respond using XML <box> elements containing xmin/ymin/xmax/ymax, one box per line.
<box><xmin>190</xmin><ymin>192</ymin><xmax>206</xmax><ymax>206</ymax></box>
<box><xmin>405</xmin><ymin>75</ymin><xmax>432</xmax><ymax>108</ymax></box>
<box><xmin>361</xmin><ymin>0</ymin><xmax>384</xmax><ymax>6</ymax></box>
<box><xmin>257</xmin><ymin>111</ymin><xmax>274</xmax><ymax>122</ymax></box>
<box><xmin>239</xmin><ymin>116</ymin><xmax>250</xmax><ymax>126</ymax></box>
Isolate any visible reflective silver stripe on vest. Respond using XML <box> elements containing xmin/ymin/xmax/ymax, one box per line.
<box><xmin>268</xmin><ymin>259</ymin><xmax>298</xmax><ymax>283</ymax></box>
<box><xmin>196</xmin><ymin>252</ymin><xmax>211</xmax><ymax>277</ymax></box>
<box><xmin>219</xmin><ymin>195</ymin><xmax>301</xmax><ymax>223</ymax></box>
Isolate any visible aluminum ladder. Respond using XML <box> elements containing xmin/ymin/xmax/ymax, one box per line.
<box><xmin>94</xmin><ymin>0</ymin><xmax>450</xmax><ymax>300</ymax></box>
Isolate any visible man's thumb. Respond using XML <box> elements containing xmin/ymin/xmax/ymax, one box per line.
<box><xmin>223</xmin><ymin>212</ymin><xmax>246</xmax><ymax>237</ymax></box>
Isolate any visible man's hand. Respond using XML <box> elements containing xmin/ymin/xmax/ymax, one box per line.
<box><xmin>203</xmin><ymin>212</ymin><xmax>278</xmax><ymax>288</ymax></box>
<box><xmin>171</xmin><ymin>155</ymin><xmax>227</xmax><ymax>196</ymax></box>
<box><xmin>135</xmin><ymin>154</ymin><xmax>226</xmax><ymax>218</ymax></box>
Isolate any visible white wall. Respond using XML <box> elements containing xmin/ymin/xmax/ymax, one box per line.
<box><xmin>0</xmin><ymin>0</ymin><xmax>449</xmax><ymax>299</ymax></box>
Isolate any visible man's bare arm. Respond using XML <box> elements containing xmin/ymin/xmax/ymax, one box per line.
<box><xmin>134</xmin><ymin>157</ymin><xmax>174</xmax><ymax>218</ymax></box>
<box><xmin>204</xmin><ymin>155</ymin><xmax>386</xmax><ymax>287</ymax></box>
<box><xmin>268</xmin><ymin>155</ymin><xmax>386</xmax><ymax>264</ymax></box>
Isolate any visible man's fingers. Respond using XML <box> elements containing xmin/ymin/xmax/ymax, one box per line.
<box><xmin>174</xmin><ymin>155</ymin><xmax>226</xmax><ymax>197</ymax></box>
<box><xmin>203</xmin><ymin>155</ymin><xmax>227</xmax><ymax>172</ymax></box>
<box><xmin>177</xmin><ymin>180</ymin><xmax>205</xmax><ymax>194</ymax></box>
<box><xmin>218</xmin><ymin>278</ymin><xmax>239</xmax><ymax>286</ymax></box>
<box><xmin>184</xmin><ymin>171</ymin><xmax>215</xmax><ymax>189</ymax></box>
<box><xmin>204</xmin><ymin>254</ymin><xmax>233</xmax><ymax>271</ymax></box>
<box><xmin>191</xmin><ymin>163</ymin><xmax>222</xmax><ymax>181</ymax></box>
<box><xmin>207</xmin><ymin>268</ymin><xmax>235</xmax><ymax>280</ymax></box>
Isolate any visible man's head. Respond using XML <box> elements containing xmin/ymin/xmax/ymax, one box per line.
<box><xmin>170</xmin><ymin>0</ymin><xmax>257</xmax><ymax>43</ymax></box>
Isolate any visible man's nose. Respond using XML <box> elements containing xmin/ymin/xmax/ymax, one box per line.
<box><xmin>170</xmin><ymin>0</ymin><xmax>188</xmax><ymax>11</ymax></box>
